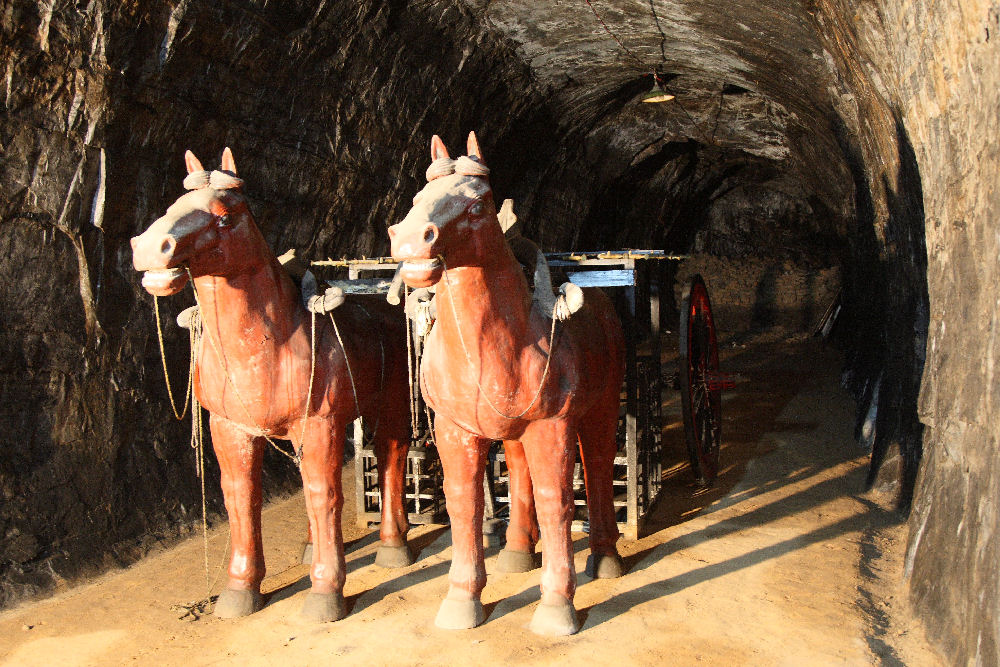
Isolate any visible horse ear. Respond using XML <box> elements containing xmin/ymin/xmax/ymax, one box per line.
<box><xmin>185</xmin><ymin>150</ymin><xmax>205</xmax><ymax>174</ymax></box>
<box><xmin>431</xmin><ymin>135</ymin><xmax>450</xmax><ymax>161</ymax></box>
<box><xmin>220</xmin><ymin>147</ymin><xmax>238</xmax><ymax>175</ymax></box>
<box><xmin>466</xmin><ymin>131</ymin><xmax>485</xmax><ymax>164</ymax></box>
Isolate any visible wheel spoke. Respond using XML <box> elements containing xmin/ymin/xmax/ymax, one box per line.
<box><xmin>680</xmin><ymin>275</ymin><xmax>723</xmax><ymax>485</ymax></box>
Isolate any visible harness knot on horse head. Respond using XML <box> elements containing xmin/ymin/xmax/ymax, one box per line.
<box><xmin>131</xmin><ymin>148</ymin><xmax>413</xmax><ymax>623</ymax></box>
<box><xmin>389</xmin><ymin>131</ymin><xmax>627</xmax><ymax>636</ymax></box>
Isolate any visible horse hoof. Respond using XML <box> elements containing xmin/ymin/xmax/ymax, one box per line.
<box><xmin>434</xmin><ymin>597</ymin><xmax>485</xmax><ymax>630</ymax></box>
<box><xmin>529</xmin><ymin>600</ymin><xmax>580</xmax><ymax>636</ymax></box>
<box><xmin>300</xmin><ymin>591</ymin><xmax>347</xmax><ymax>623</ymax></box>
<box><xmin>495</xmin><ymin>548</ymin><xmax>537</xmax><ymax>573</ymax></box>
<box><xmin>301</xmin><ymin>542</ymin><xmax>313</xmax><ymax>565</ymax></box>
<box><xmin>214</xmin><ymin>588</ymin><xmax>263</xmax><ymax>619</ymax></box>
<box><xmin>586</xmin><ymin>552</ymin><xmax>624</xmax><ymax>579</ymax></box>
<box><xmin>375</xmin><ymin>544</ymin><xmax>414</xmax><ymax>568</ymax></box>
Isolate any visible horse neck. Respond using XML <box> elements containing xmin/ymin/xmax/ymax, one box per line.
<box><xmin>437</xmin><ymin>227</ymin><xmax>534</xmax><ymax>348</ymax></box>
<box><xmin>193</xmin><ymin>240</ymin><xmax>303</xmax><ymax>342</ymax></box>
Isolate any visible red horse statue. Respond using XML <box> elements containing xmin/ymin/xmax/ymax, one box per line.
<box><xmin>131</xmin><ymin>149</ymin><xmax>413</xmax><ymax>622</ymax></box>
<box><xmin>389</xmin><ymin>133</ymin><xmax>626</xmax><ymax>635</ymax></box>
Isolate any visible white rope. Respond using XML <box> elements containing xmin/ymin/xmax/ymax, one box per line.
<box><xmin>154</xmin><ymin>295</ymin><xmax>194</xmax><ymax>420</ymax></box>
<box><xmin>425</xmin><ymin>155</ymin><xmax>490</xmax><ymax>181</ymax></box>
<box><xmin>296</xmin><ymin>306</ymin><xmax>318</xmax><ymax>460</ymax></box>
<box><xmin>426</xmin><ymin>158</ymin><xmax>456</xmax><ymax>181</ymax></box>
<box><xmin>414</xmin><ymin>300</ymin><xmax>435</xmax><ymax>337</ymax></box>
<box><xmin>404</xmin><ymin>285</ymin><xmax>418</xmax><ymax>440</ymax></box>
<box><xmin>183</xmin><ymin>170</ymin><xmax>211</xmax><ymax>190</ymax></box>
<box><xmin>454</xmin><ymin>156</ymin><xmax>490</xmax><ymax>177</ymax></box>
<box><xmin>183</xmin><ymin>169</ymin><xmax>245</xmax><ymax>191</ymax></box>
<box><xmin>209</xmin><ymin>171</ymin><xmax>244</xmax><ymax>190</ymax></box>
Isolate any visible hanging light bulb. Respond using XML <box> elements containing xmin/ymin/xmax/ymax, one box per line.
<box><xmin>641</xmin><ymin>90</ymin><xmax>675</xmax><ymax>103</ymax></box>
<box><xmin>640</xmin><ymin>71</ymin><xmax>675</xmax><ymax>103</ymax></box>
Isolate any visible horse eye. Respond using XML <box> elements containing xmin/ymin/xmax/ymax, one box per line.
<box><xmin>217</xmin><ymin>214</ymin><xmax>230</xmax><ymax>227</ymax></box>
<box><xmin>469</xmin><ymin>202</ymin><xmax>483</xmax><ymax>216</ymax></box>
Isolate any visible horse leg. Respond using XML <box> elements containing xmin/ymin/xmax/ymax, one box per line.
<box><xmin>496</xmin><ymin>439</ymin><xmax>539</xmax><ymax>573</ymax></box>
<box><xmin>433</xmin><ymin>415</ymin><xmax>490</xmax><ymax>630</ymax></box>
<box><xmin>294</xmin><ymin>416</ymin><xmax>348</xmax><ymax>622</ymax></box>
<box><xmin>301</xmin><ymin>522</ymin><xmax>314</xmax><ymax>565</ymax></box>
<box><xmin>373</xmin><ymin>418</ymin><xmax>414</xmax><ymax>568</ymax></box>
<box><xmin>578</xmin><ymin>388</ymin><xmax>625</xmax><ymax>579</ymax></box>
<box><xmin>209</xmin><ymin>416</ymin><xmax>266</xmax><ymax>618</ymax></box>
<box><xmin>521</xmin><ymin>418</ymin><xmax>580</xmax><ymax>636</ymax></box>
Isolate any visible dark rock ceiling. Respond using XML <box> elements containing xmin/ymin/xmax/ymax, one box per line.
<box><xmin>7</xmin><ymin>0</ymin><xmax>999</xmax><ymax>660</ymax></box>
<box><xmin>461</xmin><ymin>0</ymin><xmax>854</xmax><ymax>257</ymax></box>
<box><xmin>0</xmin><ymin>0</ymin><xmax>938</xmax><ymax>630</ymax></box>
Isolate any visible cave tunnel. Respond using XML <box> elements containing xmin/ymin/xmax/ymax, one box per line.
<box><xmin>0</xmin><ymin>0</ymin><xmax>996</xmax><ymax>662</ymax></box>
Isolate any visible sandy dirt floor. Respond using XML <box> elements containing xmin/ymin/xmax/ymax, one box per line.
<box><xmin>0</xmin><ymin>336</ymin><xmax>944</xmax><ymax>666</ymax></box>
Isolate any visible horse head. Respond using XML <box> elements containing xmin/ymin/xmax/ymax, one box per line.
<box><xmin>389</xmin><ymin>132</ymin><xmax>499</xmax><ymax>287</ymax></box>
<box><xmin>131</xmin><ymin>148</ymin><xmax>260</xmax><ymax>296</ymax></box>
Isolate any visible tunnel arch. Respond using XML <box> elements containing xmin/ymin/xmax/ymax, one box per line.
<box><xmin>1</xmin><ymin>0</ymin><xmax>994</xmax><ymax>660</ymax></box>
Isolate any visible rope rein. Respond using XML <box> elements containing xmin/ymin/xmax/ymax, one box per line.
<box><xmin>151</xmin><ymin>301</ymin><xmax>225</xmax><ymax>613</ymax></box>
<box><xmin>328</xmin><ymin>305</ymin><xmax>385</xmax><ymax>449</ymax></box>
<box><xmin>183</xmin><ymin>268</ymin><xmax>302</xmax><ymax>467</ymax></box>
<box><xmin>295</xmin><ymin>307</ymin><xmax>318</xmax><ymax>460</ymax></box>
<box><xmin>187</xmin><ymin>311</ymin><xmax>211</xmax><ymax>594</ymax></box>
<box><xmin>154</xmin><ymin>295</ymin><xmax>193</xmax><ymax>420</ymax></box>
<box><xmin>404</xmin><ymin>285</ymin><xmax>419</xmax><ymax>440</ymax></box>
<box><xmin>438</xmin><ymin>255</ymin><xmax>560</xmax><ymax>421</ymax></box>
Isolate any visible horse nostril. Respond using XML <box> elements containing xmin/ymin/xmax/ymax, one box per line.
<box><xmin>422</xmin><ymin>224</ymin><xmax>438</xmax><ymax>245</ymax></box>
<box><xmin>160</xmin><ymin>238</ymin><xmax>175</xmax><ymax>255</ymax></box>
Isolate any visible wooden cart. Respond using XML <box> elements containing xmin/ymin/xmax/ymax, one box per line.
<box><xmin>312</xmin><ymin>250</ymin><xmax>726</xmax><ymax>540</ymax></box>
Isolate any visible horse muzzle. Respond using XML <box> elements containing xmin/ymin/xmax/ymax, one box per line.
<box><xmin>389</xmin><ymin>221</ymin><xmax>444</xmax><ymax>286</ymax></box>
<box><xmin>397</xmin><ymin>257</ymin><xmax>443</xmax><ymax>287</ymax></box>
<box><xmin>140</xmin><ymin>267</ymin><xmax>189</xmax><ymax>296</ymax></box>
<box><xmin>131</xmin><ymin>231</ymin><xmax>192</xmax><ymax>295</ymax></box>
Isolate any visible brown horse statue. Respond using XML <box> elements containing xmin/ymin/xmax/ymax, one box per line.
<box><xmin>389</xmin><ymin>133</ymin><xmax>626</xmax><ymax>636</ymax></box>
<box><xmin>131</xmin><ymin>148</ymin><xmax>413</xmax><ymax>622</ymax></box>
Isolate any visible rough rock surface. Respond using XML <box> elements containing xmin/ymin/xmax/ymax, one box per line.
<box><xmin>0</xmin><ymin>0</ymin><xmax>997</xmax><ymax>661</ymax></box>
<box><xmin>0</xmin><ymin>0</ymin><xmax>551</xmax><ymax>608</ymax></box>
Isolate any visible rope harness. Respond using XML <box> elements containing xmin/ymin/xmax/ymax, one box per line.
<box><xmin>154</xmin><ymin>296</ymin><xmax>194</xmax><ymax>420</ymax></box>
<box><xmin>438</xmin><ymin>255</ymin><xmax>561</xmax><ymax>421</ymax></box>
<box><xmin>153</xmin><ymin>299</ymin><xmax>228</xmax><ymax>614</ymax></box>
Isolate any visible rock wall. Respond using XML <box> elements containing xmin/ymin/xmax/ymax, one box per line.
<box><xmin>813</xmin><ymin>0</ymin><xmax>999</xmax><ymax>661</ymax></box>
<box><xmin>674</xmin><ymin>254</ymin><xmax>841</xmax><ymax>337</ymax></box>
<box><xmin>895</xmin><ymin>4</ymin><xmax>999</xmax><ymax>663</ymax></box>
<box><xmin>3</xmin><ymin>1</ymin><xmax>999</xmax><ymax>660</ymax></box>
<box><xmin>0</xmin><ymin>0</ymin><xmax>557</xmax><ymax>607</ymax></box>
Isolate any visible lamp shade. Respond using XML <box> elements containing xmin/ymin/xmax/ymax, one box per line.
<box><xmin>641</xmin><ymin>90</ymin><xmax>675</xmax><ymax>103</ymax></box>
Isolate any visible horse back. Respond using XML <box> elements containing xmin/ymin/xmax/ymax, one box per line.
<box><xmin>322</xmin><ymin>295</ymin><xmax>409</xmax><ymax>423</ymax></box>
<box><xmin>559</xmin><ymin>287</ymin><xmax>626</xmax><ymax>402</ymax></box>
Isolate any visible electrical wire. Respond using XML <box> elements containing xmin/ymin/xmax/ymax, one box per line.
<box><xmin>582</xmin><ymin>0</ymin><xmax>716</xmax><ymax>145</ymax></box>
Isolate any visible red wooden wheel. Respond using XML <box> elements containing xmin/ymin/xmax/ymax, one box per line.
<box><xmin>679</xmin><ymin>274</ymin><xmax>722</xmax><ymax>485</ymax></box>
